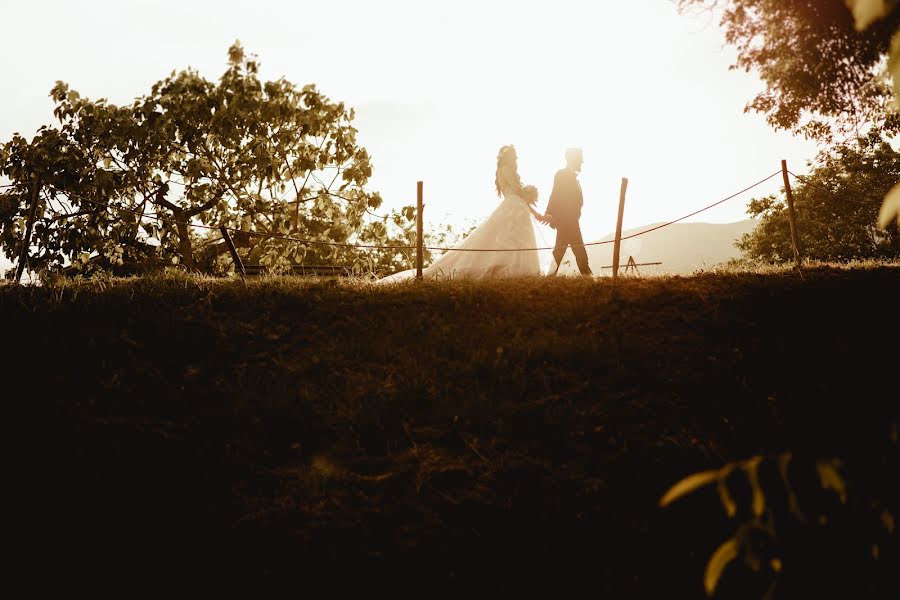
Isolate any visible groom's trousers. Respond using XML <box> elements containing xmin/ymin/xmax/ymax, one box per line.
<box><xmin>551</xmin><ymin>220</ymin><xmax>592</xmax><ymax>275</ymax></box>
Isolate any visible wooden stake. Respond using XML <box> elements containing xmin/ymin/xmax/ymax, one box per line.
<box><xmin>416</xmin><ymin>181</ymin><xmax>424</xmax><ymax>280</ymax></box>
<box><xmin>781</xmin><ymin>160</ymin><xmax>802</xmax><ymax>267</ymax></box>
<box><xmin>612</xmin><ymin>177</ymin><xmax>628</xmax><ymax>279</ymax></box>
<box><xmin>219</xmin><ymin>226</ymin><xmax>246</xmax><ymax>283</ymax></box>
<box><xmin>625</xmin><ymin>255</ymin><xmax>639</xmax><ymax>276</ymax></box>
<box><xmin>15</xmin><ymin>173</ymin><xmax>43</xmax><ymax>284</ymax></box>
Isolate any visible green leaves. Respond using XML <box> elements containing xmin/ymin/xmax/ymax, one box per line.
<box><xmin>679</xmin><ymin>0</ymin><xmax>900</xmax><ymax>143</ymax></box>
<box><xmin>681</xmin><ymin>1</ymin><xmax>900</xmax><ymax>235</ymax></box>
<box><xmin>742</xmin><ymin>130</ymin><xmax>900</xmax><ymax>263</ymax></box>
<box><xmin>661</xmin><ymin>453</ymin><xmax>850</xmax><ymax>520</ymax></box>
<box><xmin>661</xmin><ymin>453</ymin><xmax>861</xmax><ymax>597</ymax></box>
<box><xmin>846</xmin><ymin>0</ymin><xmax>896</xmax><ymax>31</ymax></box>
<box><xmin>660</xmin><ymin>469</ymin><xmax>720</xmax><ymax>508</ymax></box>
<box><xmin>1</xmin><ymin>42</ymin><xmax>401</xmax><ymax>275</ymax></box>
<box><xmin>815</xmin><ymin>460</ymin><xmax>848</xmax><ymax>504</ymax></box>
<box><xmin>717</xmin><ymin>464</ymin><xmax>738</xmax><ymax>518</ymax></box>
<box><xmin>746</xmin><ymin>456</ymin><xmax>765</xmax><ymax>517</ymax></box>
<box><xmin>878</xmin><ymin>181</ymin><xmax>900</xmax><ymax>228</ymax></box>
<box><xmin>704</xmin><ymin>537</ymin><xmax>739</xmax><ymax>596</ymax></box>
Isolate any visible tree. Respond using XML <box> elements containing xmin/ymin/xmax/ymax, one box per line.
<box><xmin>672</xmin><ymin>8</ymin><xmax>900</xmax><ymax>596</ymax></box>
<box><xmin>738</xmin><ymin>129</ymin><xmax>900</xmax><ymax>263</ymax></box>
<box><xmin>0</xmin><ymin>42</ymin><xmax>424</xmax><ymax>277</ymax></box>
<box><xmin>676</xmin><ymin>0</ymin><xmax>900</xmax><ymax>143</ymax></box>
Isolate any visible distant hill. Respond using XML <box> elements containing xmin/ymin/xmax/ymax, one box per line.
<box><xmin>555</xmin><ymin>219</ymin><xmax>757</xmax><ymax>276</ymax></box>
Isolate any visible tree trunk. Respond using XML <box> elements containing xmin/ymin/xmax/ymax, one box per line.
<box><xmin>174</xmin><ymin>213</ymin><xmax>195</xmax><ymax>271</ymax></box>
<box><xmin>197</xmin><ymin>230</ymin><xmax>256</xmax><ymax>272</ymax></box>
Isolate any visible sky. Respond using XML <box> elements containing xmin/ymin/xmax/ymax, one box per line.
<box><xmin>0</xmin><ymin>0</ymin><xmax>823</xmax><ymax>270</ymax></box>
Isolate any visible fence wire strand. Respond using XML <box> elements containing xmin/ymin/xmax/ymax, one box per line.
<box><xmin>787</xmin><ymin>170</ymin><xmax>875</xmax><ymax>206</ymax></box>
<box><xmin>31</xmin><ymin>169</ymin><xmax>783</xmax><ymax>254</ymax></box>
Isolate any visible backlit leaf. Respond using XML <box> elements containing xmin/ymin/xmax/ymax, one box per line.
<box><xmin>705</xmin><ymin>537</ymin><xmax>739</xmax><ymax>596</ymax></box>
<box><xmin>845</xmin><ymin>0</ymin><xmax>894</xmax><ymax>31</ymax></box>
<box><xmin>877</xmin><ymin>181</ymin><xmax>900</xmax><ymax>229</ymax></box>
<box><xmin>777</xmin><ymin>453</ymin><xmax>806</xmax><ymax>522</ymax></box>
<box><xmin>882</xmin><ymin>510</ymin><xmax>895</xmax><ymax>534</ymax></box>
<box><xmin>888</xmin><ymin>31</ymin><xmax>900</xmax><ymax>108</ymax></box>
<box><xmin>743</xmin><ymin>456</ymin><xmax>765</xmax><ymax>517</ymax></box>
<box><xmin>660</xmin><ymin>469</ymin><xmax>719</xmax><ymax>508</ymax></box>
<box><xmin>816</xmin><ymin>460</ymin><xmax>847</xmax><ymax>504</ymax></box>
<box><xmin>717</xmin><ymin>464</ymin><xmax>737</xmax><ymax>518</ymax></box>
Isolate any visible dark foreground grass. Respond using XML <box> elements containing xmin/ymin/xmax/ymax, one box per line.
<box><xmin>1</xmin><ymin>267</ymin><xmax>899</xmax><ymax>597</ymax></box>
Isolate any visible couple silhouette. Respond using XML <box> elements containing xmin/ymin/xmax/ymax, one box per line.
<box><xmin>381</xmin><ymin>146</ymin><xmax>592</xmax><ymax>282</ymax></box>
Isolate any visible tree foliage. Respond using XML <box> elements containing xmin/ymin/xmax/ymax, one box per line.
<box><xmin>676</xmin><ymin>0</ymin><xmax>900</xmax><ymax>143</ymax></box>
<box><xmin>738</xmin><ymin>130</ymin><xmax>900</xmax><ymax>262</ymax></box>
<box><xmin>0</xmin><ymin>42</ymin><xmax>426</xmax><ymax>277</ymax></box>
<box><xmin>661</xmin><ymin>447</ymin><xmax>898</xmax><ymax>598</ymax></box>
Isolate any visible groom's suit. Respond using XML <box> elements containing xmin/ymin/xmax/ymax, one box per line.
<box><xmin>546</xmin><ymin>167</ymin><xmax>592</xmax><ymax>275</ymax></box>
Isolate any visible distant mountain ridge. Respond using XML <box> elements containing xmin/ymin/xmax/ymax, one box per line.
<box><xmin>555</xmin><ymin>219</ymin><xmax>757</xmax><ymax>276</ymax></box>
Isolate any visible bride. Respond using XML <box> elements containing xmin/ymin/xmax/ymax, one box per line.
<box><xmin>380</xmin><ymin>145</ymin><xmax>546</xmax><ymax>281</ymax></box>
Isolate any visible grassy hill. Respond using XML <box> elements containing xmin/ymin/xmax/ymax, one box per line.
<box><xmin>557</xmin><ymin>220</ymin><xmax>757</xmax><ymax>275</ymax></box>
<box><xmin>1</xmin><ymin>266</ymin><xmax>898</xmax><ymax>596</ymax></box>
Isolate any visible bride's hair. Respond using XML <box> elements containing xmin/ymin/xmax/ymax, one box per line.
<box><xmin>495</xmin><ymin>145</ymin><xmax>520</xmax><ymax>196</ymax></box>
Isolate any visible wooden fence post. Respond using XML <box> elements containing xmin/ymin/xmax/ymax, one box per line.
<box><xmin>416</xmin><ymin>181</ymin><xmax>424</xmax><ymax>280</ymax></box>
<box><xmin>219</xmin><ymin>226</ymin><xmax>246</xmax><ymax>283</ymax></box>
<box><xmin>612</xmin><ymin>177</ymin><xmax>628</xmax><ymax>279</ymax></box>
<box><xmin>624</xmin><ymin>255</ymin><xmax>639</xmax><ymax>276</ymax></box>
<box><xmin>15</xmin><ymin>173</ymin><xmax>43</xmax><ymax>284</ymax></box>
<box><xmin>781</xmin><ymin>160</ymin><xmax>802</xmax><ymax>267</ymax></box>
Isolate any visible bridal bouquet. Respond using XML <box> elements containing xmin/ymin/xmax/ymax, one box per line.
<box><xmin>522</xmin><ymin>185</ymin><xmax>538</xmax><ymax>206</ymax></box>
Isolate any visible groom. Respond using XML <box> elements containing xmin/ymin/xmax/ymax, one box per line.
<box><xmin>543</xmin><ymin>148</ymin><xmax>592</xmax><ymax>276</ymax></box>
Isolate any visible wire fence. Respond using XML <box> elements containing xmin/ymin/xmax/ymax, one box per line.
<box><xmin>786</xmin><ymin>170</ymin><xmax>875</xmax><ymax>206</ymax></box>
<box><xmin>39</xmin><ymin>186</ymin><xmax>422</xmax><ymax>252</ymax></box>
<box><xmin>8</xmin><ymin>155</ymin><xmax>894</xmax><ymax>283</ymax></box>
<box><xmin>11</xmin><ymin>168</ymin><xmax>785</xmax><ymax>254</ymax></box>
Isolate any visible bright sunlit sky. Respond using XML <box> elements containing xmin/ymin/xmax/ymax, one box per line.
<box><xmin>1</xmin><ymin>0</ymin><xmax>823</xmax><ymax>266</ymax></box>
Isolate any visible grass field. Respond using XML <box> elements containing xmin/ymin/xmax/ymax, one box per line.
<box><xmin>2</xmin><ymin>266</ymin><xmax>898</xmax><ymax>596</ymax></box>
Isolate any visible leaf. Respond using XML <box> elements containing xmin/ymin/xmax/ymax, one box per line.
<box><xmin>889</xmin><ymin>31</ymin><xmax>900</xmax><ymax>108</ymax></box>
<box><xmin>777</xmin><ymin>453</ymin><xmax>806</xmax><ymax>521</ymax></box>
<box><xmin>717</xmin><ymin>464</ymin><xmax>737</xmax><ymax>518</ymax></box>
<box><xmin>659</xmin><ymin>469</ymin><xmax>720</xmax><ymax>508</ymax></box>
<box><xmin>877</xmin><ymin>181</ymin><xmax>900</xmax><ymax>229</ymax></box>
<box><xmin>845</xmin><ymin>0</ymin><xmax>893</xmax><ymax>31</ymax></box>
<box><xmin>743</xmin><ymin>456</ymin><xmax>766</xmax><ymax>517</ymax></box>
<box><xmin>882</xmin><ymin>510</ymin><xmax>895</xmax><ymax>534</ymax></box>
<box><xmin>705</xmin><ymin>537</ymin><xmax>739</xmax><ymax>596</ymax></box>
<box><xmin>816</xmin><ymin>460</ymin><xmax>848</xmax><ymax>504</ymax></box>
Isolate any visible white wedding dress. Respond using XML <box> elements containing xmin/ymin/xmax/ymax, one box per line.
<box><xmin>380</xmin><ymin>165</ymin><xmax>542</xmax><ymax>282</ymax></box>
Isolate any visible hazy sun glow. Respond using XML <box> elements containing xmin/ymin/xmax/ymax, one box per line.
<box><xmin>1</xmin><ymin>0</ymin><xmax>821</xmax><ymax>260</ymax></box>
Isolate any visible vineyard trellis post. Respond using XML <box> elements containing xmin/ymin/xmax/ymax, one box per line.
<box><xmin>15</xmin><ymin>173</ymin><xmax>43</xmax><ymax>284</ymax></box>
<box><xmin>416</xmin><ymin>181</ymin><xmax>424</xmax><ymax>280</ymax></box>
<box><xmin>781</xmin><ymin>160</ymin><xmax>802</xmax><ymax>267</ymax></box>
<box><xmin>612</xmin><ymin>177</ymin><xmax>628</xmax><ymax>278</ymax></box>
